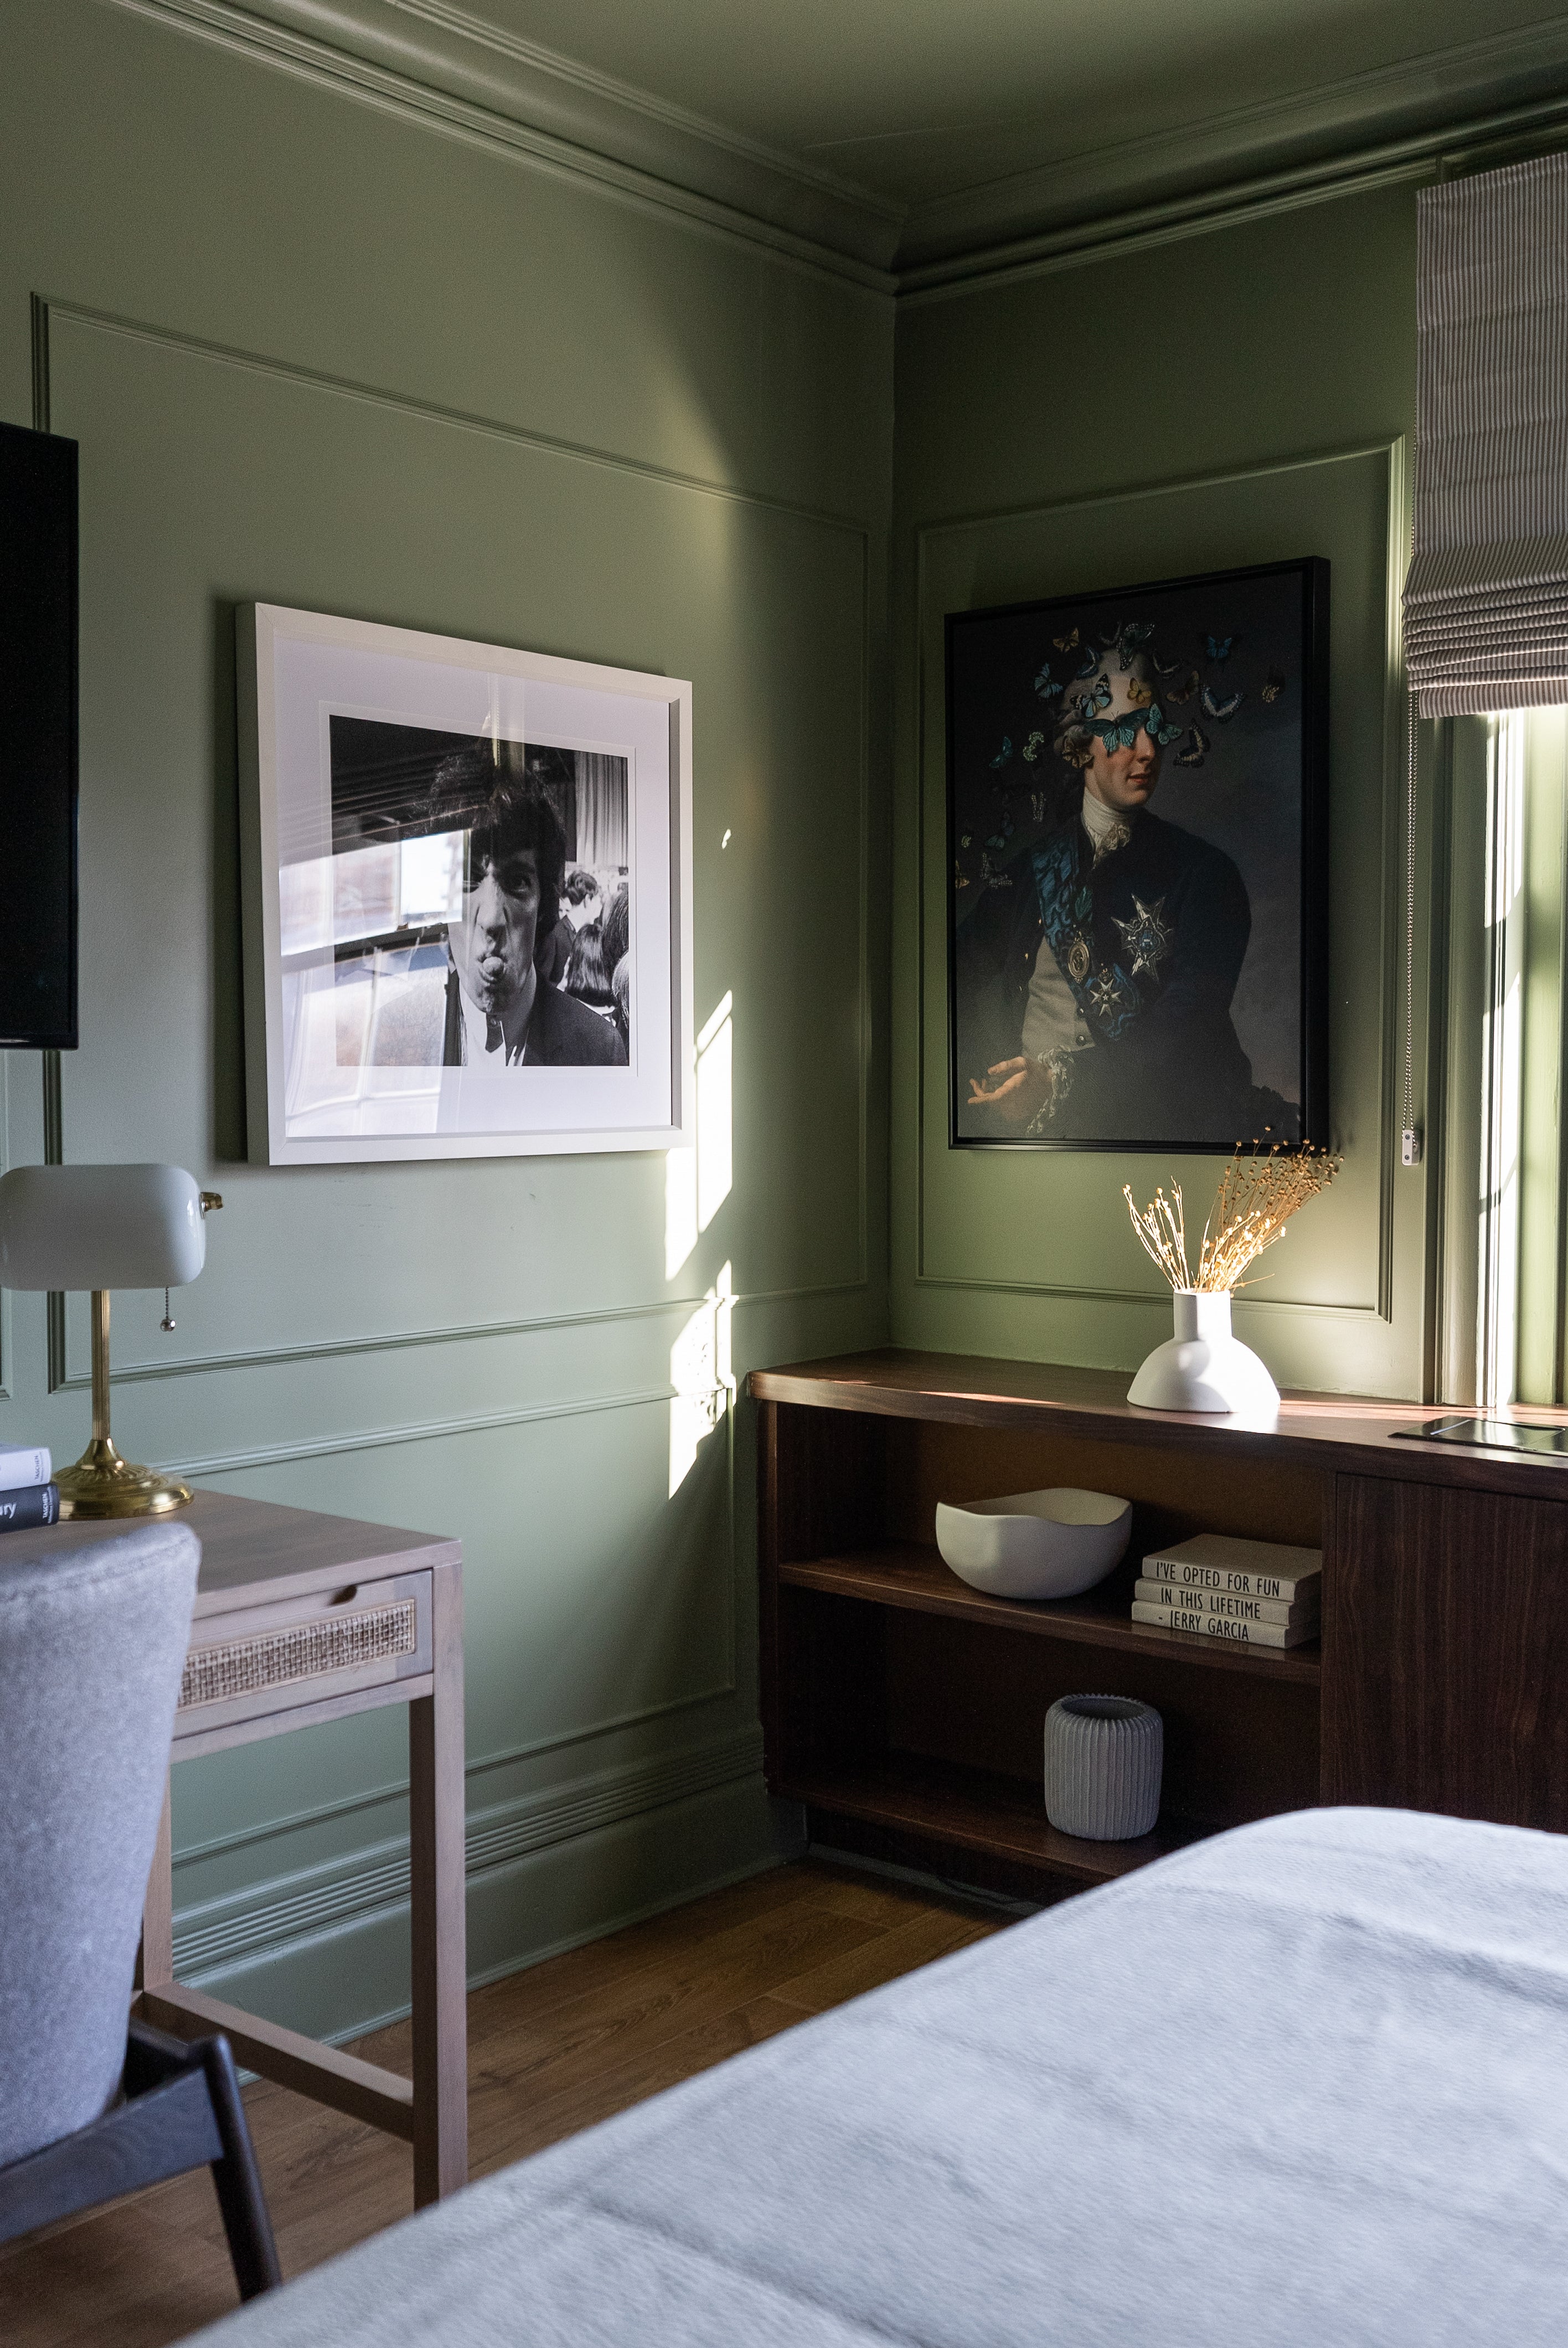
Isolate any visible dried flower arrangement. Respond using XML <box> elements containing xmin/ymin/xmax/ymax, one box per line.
<box><xmin>1123</xmin><ymin>1143</ymin><xmax>1341</xmax><ymax>1295</ymax></box>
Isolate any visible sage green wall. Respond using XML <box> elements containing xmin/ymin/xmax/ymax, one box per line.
<box><xmin>890</xmin><ymin>184</ymin><xmax>1436</xmax><ymax>1398</ymax></box>
<box><xmin>0</xmin><ymin>0</ymin><xmax>890</xmax><ymax>2038</ymax></box>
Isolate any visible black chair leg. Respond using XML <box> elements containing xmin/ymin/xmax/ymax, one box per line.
<box><xmin>4</xmin><ymin>2021</ymin><xmax>281</xmax><ymax>2301</ymax></box>
<box><xmin>198</xmin><ymin>2036</ymin><xmax>281</xmax><ymax>2300</ymax></box>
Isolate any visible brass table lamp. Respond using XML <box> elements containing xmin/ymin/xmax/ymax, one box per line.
<box><xmin>0</xmin><ymin>1163</ymin><xmax>222</xmax><ymax>1518</ymax></box>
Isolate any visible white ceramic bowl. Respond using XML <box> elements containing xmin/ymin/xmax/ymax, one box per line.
<box><xmin>934</xmin><ymin>1487</ymin><xmax>1132</xmax><ymax>1602</ymax></box>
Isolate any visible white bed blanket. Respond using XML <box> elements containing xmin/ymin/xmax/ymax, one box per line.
<box><xmin>192</xmin><ymin>1807</ymin><xmax>1568</xmax><ymax>2346</ymax></box>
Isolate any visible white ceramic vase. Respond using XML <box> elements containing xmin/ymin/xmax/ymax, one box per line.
<box><xmin>1127</xmin><ymin>1289</ymin><xmax>1280</xmax><ymax>1415</ymax></box>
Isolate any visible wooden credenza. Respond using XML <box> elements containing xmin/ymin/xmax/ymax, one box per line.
<box><xmin>750</xmin><ymin>1350</ymin><xmax>1568</xmax><ymax>1899</ymax></box>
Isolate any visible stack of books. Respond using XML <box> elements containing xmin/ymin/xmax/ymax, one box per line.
<box><xmin>1130</xmin><ymin>1533</ymin><xmax>1321</xmax><ymax>1651</ymax></box>
<box><xmin>0</xmin><ymin>1443</ymin><xmax>59</xmax><ymax>1532</ymax></box>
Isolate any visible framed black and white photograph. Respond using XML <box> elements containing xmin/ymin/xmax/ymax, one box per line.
<box><xmin>947</xmin><ymin>557</ymin><xmax>1328</xmax><ymax>1152</ymax></box>
<box><xmin>238</xmin><ymin>604</ymin><xmax>692</xmax><ymax>1163</ymax></box>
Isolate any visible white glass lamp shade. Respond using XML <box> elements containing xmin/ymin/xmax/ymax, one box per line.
<box><xmin>0</xmin><ymin>1163</ymin><xmax>207</xmax><ymax>1291</ymax></box>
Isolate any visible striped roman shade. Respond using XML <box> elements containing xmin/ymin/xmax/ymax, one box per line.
<box><xmin>1404</xmin><ymin>152</ymin><xmax>1568</xmax><ymax>717</ymax></box>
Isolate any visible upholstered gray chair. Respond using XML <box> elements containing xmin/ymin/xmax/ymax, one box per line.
<box><xmin>0</xmin><ymin>1519</ymin><xmax>278</xmax><ymax>2298</ymax></box>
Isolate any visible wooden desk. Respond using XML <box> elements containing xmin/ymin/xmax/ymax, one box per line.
<box><xmin>751</xmin><ymin>1349</ymin><xmax>1568</xmax><ymax>1901</ymax></box>
<box><xmin>9</xmin><ymin>1491</ymin><xmax>466</xmax><ymax>2206</ymax></box>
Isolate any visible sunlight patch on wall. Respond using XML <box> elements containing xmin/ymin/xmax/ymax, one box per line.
<box><xmin>697</xmin><ymin>991</ymin><xmax>733</xmax><ymax>1233</ymax></box>
<box><xmin>664</xmin><ymin>990</ymin><xmax>733</xmax><ymax>1279</ymax></box>
<box><xmin>665</xmin><ymin>1140</ymin><xmax>698</xmax><ymax>1282</ymax></box>
<box><xmin>668</xmin><ymin>1260</ymin><xmax>733</xmax><ymax>1497</ymax></box>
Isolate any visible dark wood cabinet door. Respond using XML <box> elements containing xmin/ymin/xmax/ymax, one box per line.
<box><xmin>1323</xmin><ymin>1471</ymin><xmax>1568</xmax><ymax>1826</ymax></box>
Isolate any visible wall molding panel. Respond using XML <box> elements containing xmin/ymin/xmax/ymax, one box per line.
<box><xmin>1</xmin><ymin>99</ymin><xmax>882</xmax><ymax>2036</ymax></box>
<box><xmin>169</xmin><ymin>1381</ymin><xmax>677</xmax><ymax>1481</ymax></box>
<box><xmin>909</xmin><ymin>1267</ymin><xmax>1389</xmax><ymax>1322</ymax></box>
<box><xmin>42</xmin><ymin>297</ymin><xmax>876</xmax><ymax>535</ymax></box>
<box><xmin>902</xmin><ymin>436</ymin><xmax>1423</xmax><ymax>1393</ymax></box>
<box><xmin>32</xmin><ymin>287</ymin><xmax>876</xmax><ymax>1329</ymax></box>
<box><xmin>57</xmin><ymin>1274</ymin><xmax>868</xmax><ymax>1393</ymax></box>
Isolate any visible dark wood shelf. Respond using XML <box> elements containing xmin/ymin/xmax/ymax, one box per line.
<box><xmin>751</xmin><ymin>1347</ymin><xmax>1568</xmax><ymax>1503</ymax></box>
<box><xmin>779</xmin><ymin>1543</ymin><xmax>1323</xmax><ymax>1685</ymax></box>
<box><xmin>780</xmin><ymin>1750</ymin><xmax>1212</xmax><ymax>1884</ymax></box>
<box><xmin>757</xmin><ymin>1346</ymin><xmax>1568</xmax><ymax>1895</ymax></box>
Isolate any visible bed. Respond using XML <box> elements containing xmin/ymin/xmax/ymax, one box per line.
<box><xmin>192</xmin><ymin>1806</ymin><xmax>1568</xmax><ymax>2345</ymax></box>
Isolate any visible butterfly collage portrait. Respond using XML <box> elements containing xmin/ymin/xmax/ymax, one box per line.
<box><xmin>946</xmin><ymin>557</ymin><xmax>1329</xmax><ymax>1152</ymax></box>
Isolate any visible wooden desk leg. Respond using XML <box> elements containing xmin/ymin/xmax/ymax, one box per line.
<box><xmin>135</xmin><ymin>1775</ymin><xmax>175</xmax><ymax>1994</ymax></box>
<box><xmin>409</xmin><ymin>1559</ymin><xmax>467</xmax><ymax>2204</ymax></box>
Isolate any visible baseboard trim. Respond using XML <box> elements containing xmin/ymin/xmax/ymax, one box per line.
<box><xmin>270</xmin><ymin>1841</ymin><xmax>793</xmax><ymax>2057</ymax></box>
<box><xmin>174</xmin><ymin>1726</ymin><xmax>764</xmax><ymax>1978</ymax></box>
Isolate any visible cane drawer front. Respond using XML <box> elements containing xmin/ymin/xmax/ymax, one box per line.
<box><xmin>176</xmin><ymin>1569</ymin><xmax>433</xmax><ymax>1734</ymax></box>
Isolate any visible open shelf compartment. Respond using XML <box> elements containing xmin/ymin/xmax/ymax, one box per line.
<box><xmin>778</xmin><ymin>1542</ymin><xmax>1322</xmax><ymax>1683</ymax></box>
<box><xmin>778</xmin><ymin>1751</ymin><xmax>1210</xmax><ymax>1884</ymax></box>
<box><xmin>758</xmin><ymin>1373</ymin><xmax>1325</xmax><ymax>1901</ymax></box>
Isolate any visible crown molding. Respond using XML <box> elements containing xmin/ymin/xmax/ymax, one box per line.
<box><xmin>898</xmin><ymin>87</ymin><xmax>1568</xmax><ymax>305</ymax></box>
<box><xmin>83</xmin><ymin>0</ymin><xmax>1568</xmax><ymax>300</ymax></box>
<box><xmin>96</xmin><ymin>0</ymin><xmax>903</xmax><ymax>286</ymax></box>
<box><xmin>896</xmin><ymin>14</ymin><xmax>1568</xmax><ymax>277</ymax></box>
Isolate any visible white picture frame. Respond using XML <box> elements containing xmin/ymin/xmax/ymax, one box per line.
<box><xmin>236</xmin><ymin>604</ymin><xmax>694</xmax><ymax>1164</ymax></box>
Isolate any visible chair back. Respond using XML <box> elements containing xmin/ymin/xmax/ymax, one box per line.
<box><xmin>0</xmin><ymin>1520</ymin><xmax>198</xmax><ymax>2166</ymax></box>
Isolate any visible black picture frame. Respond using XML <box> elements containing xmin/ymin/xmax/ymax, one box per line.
<box><xmin>945</xmin><ymin>557</ymin><xmax>1329</xmax><ymax>1154</ymax></box>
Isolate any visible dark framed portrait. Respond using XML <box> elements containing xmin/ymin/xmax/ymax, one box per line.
<box><xmin>946</xmin><ymin>557</ymin><xmax>1329</xmax><ymax>1152</ymax></box>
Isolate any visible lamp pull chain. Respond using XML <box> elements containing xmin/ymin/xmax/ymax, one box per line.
<box><xmin>161</xmin><ymin>1288</ymin><xmax>175</xmax><ymax>1332</ymax></box>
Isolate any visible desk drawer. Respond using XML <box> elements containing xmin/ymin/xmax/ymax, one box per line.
<box><xmin>177</xmin><ymin>1570</ymin><xmax>433</xmax><ymax>1735</ymax></box>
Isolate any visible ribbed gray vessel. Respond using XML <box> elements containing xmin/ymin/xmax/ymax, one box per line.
<box><xmin>1043</xmin><ymin>1695</ymin><xmax>1163</xmax><ymax>1840</ymax></box>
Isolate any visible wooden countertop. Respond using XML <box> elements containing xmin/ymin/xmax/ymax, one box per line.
<box><xmin>749</xmin><ymin>1348</ymin><xmax>1568</xmax><ymax>1500</ymax></box>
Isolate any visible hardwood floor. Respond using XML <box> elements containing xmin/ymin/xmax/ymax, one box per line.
<box><xmin>0</xmin><ymin>1858</ymin><xmax>1005</xmax><ymax>2347</ymax></box>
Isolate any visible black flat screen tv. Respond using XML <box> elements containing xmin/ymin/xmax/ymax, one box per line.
<box><xmin>0</xmin><ymin>420</ymin><xmax>78</xmax><ymax>1049</ymax></box>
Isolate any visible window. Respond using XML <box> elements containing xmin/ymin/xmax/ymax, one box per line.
<box><xmin>1472</xmin><ymin>709</ymin><xmax>1568</xmax><ymax>1407</ymax></box>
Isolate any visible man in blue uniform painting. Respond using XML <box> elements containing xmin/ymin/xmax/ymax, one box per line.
<box><xmin>959</xmin><ymin>650</ymin><xmax>1293</xmax><ymax>1144</ymax></box>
